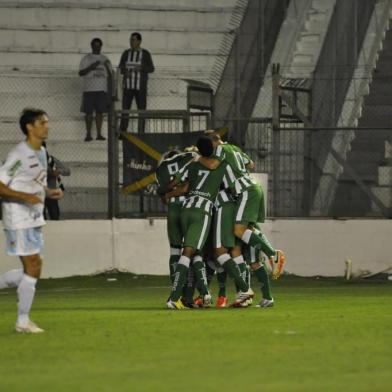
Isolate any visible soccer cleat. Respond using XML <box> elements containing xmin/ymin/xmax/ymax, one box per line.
<box><xmin>166</xmin><ymin>298</ymin><xmax>187</xmax><ymax>310</ymax></box>
<box><xmin>269</xmin><ymin>250</ymin><xmax>286</xmax><ymax>280</ymax></box>
<box><xmin>202</xmin><ymin>293</ymin><xmax>212</xmax><ymax>308</ymax></box>
<box><xmin>230</xmin><ymin>288</ymin><xmax>254</xmax><ymax>307</ymax></box>
<box><xmin>194</xmin><ymin>296</ymin><xmax>203</xmax><ymax>307</ymax></box>
<box><xmin>256</xmin><ymin>298</ymin><xmax>274</xmax><ymax>308</ymax></box>
<box><xmin>216</xmin><ymin>296</ymin><xmax>228</xmax><ymax>308</ymax></box>
<box><xmin>15</xmin><ymin>320</ymin><xmax>44</xmax><ymax>334</ymax></box>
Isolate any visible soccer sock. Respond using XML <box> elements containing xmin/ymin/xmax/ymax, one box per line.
<box><xmin>216</xmin><ymin>267</ymin><xmax>227</xmax><ymax>297</ymax></box>
<box><xmin>253</xmin><ymin>264</ymin><xmax>273</xmax><ymax>300</ymax></box>
<box><xmin>171</xmin><ymin>255</ymin><xmax>190</xmax><ymax>301</ymax></box>
<box><xmin>0</xmin><ymin>269</ymin><xmax>23</xmax><ymax>289</ymax></box>
<box><xmin>245</xmin><ymin>264</ymin><xmax>251</xmax><ymax>287</ymax></box>
<box><xmin>241</xmin><ymin>229</ymin><xmax>276</xmax><ymax>258</ymax></box>
<box><xmin>233</xmin><ymin>255</ymin><xmax>247</xmax><ymax>292</ymax></box>
<box><xmin>205</xmin><ymin>260</ymin><xmax>216</xmax><ymax>286</ymax></box>
<box><xmin>169</xmin><ymin>248</ymin><xmax>182</xmax><ymax>284</ymax></box>
<box><xmin>182</xmin><ymin>266</ymin><xmax>196</xmax><ymax>303</ymax></box>
<box><xmin>193</xmin><ymin>256</ymin><xmax>209</xmax><ymax>296</ymax></box>
<box><xmin>17</xmin><ymin>274</ymin><xmax>37</xmax><ymax>324</ymax></box>
<box><xmin>217</xmin><ymin>254</ymin><xmax>249</xmax><ymax>293</ymax></box>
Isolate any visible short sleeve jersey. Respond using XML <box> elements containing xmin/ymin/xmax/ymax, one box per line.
<box><xmin>0</xmin><ymin>141</ymin><xmax>47</xmax><ymax>230</ymax></box>
<box><xmin>155</xmin><ymin>152</ymin><xmax>196</xmax><ymax>204</ymax></box>
<box><xmin>179</xmin><ymin>160</ymin><xmax>233</xmax><ymax>215</ymax></box>
<box><xmin>79</xmin><ymin>53</ymin><xmax>111</xmax><ymax>92</ymax></box>
<box><xmin>214</xmin><ymin>143</ymin><xmax>255</xmax><ymax>196</ymax></box>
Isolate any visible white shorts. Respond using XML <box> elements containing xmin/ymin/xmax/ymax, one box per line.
<box><xmin>4</xmin><ymin>227</ymin><xmax>44</xmax><ymax>256</ymax></box>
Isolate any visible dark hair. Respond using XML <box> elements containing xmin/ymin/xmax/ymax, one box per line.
<box><xmin>196</xmin><ymin>136</ymin><xmax>214</xmax><ymax>157</ymax></box>
<box><xmin>165</xmin><ymin>149</ymin><xmax>181</xmax><ymax>159</ymax></box>
<box><xmin>19</xmin><ymin>108</ymin><xmax>47</xmax><ymax>135</ymax></box>
<box><xmin>91</xmin><ymin>37</ymin><xmax>103</xmax><ymax>46</ymax></box>
<box><xmin>131</xmin><ymin>32</ymin><xmax>142</xmax><ymax>41</ymax></box>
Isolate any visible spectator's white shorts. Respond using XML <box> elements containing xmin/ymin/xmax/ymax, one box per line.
<box><xmin>4</xmin><ymin>227</ymin><xmax>44</xmax><ymax>256</ymax></box>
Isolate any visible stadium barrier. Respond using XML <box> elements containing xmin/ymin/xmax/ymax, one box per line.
<box><xmin>1</xmin><ymin>219</ymin><xmax>391</xmax><ymax>279</ymax></box>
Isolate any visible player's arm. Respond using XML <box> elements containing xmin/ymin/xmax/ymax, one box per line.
<box><xmin>0</xmin><ymin>181</ymin><xmax>41</xmax><ymax>205</ymax></box>
<box><xmin>164</xmin><ymin>182</ymin><xmax>189</xmax><ymax>203</ymax></box>
<box><xmin>242</xmin><ymin>151</ymin><xmax>254</xmax><ymax>170</ymax></box>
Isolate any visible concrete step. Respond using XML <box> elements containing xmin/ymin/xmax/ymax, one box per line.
<box><xmin>0</xmin><ymin>29</ymin><xmax>224</xmax><ymax>53</ymax></box>
<box><xmin>61</xmin><ymin>164</ymin><xmax>108</xmax><ymax>188</ymax></box>
<box><xmin>0</xmin><ymin>52</ymin><xmax>216</xmax><ymax>70</ymax></box>
<box><xmin>0</xmin><ymin>73</ymin><xmax>194</xmax><ymax>94</ymax></box>
<box><xmin>0</xmin><ymin>0</ymin><xmax>236</xmax><ymax>11</ymax></box>
<box><xmin>0</xmin><ymin>140</ymin><xmax>108</xmax><ymax>163</ymax></box>
<box><xmin>0</xmin><ymin>7</ymin><xmax>232</xmax><ymax>32</ymax></box>
<box><xmin>0</xmin><ymin>93</ymin><xmax>189</xmax><ymax>115</ymax></box>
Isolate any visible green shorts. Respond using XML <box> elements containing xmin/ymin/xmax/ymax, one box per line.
<box><xmin>167</xmin><ymin>202</ymin><xmax>183</xmax><ymax>248</ymax></box>
<box><xmin>235</xmin><ymin>184</ymin><xmax>265</xmax><ymax>225</ymax></box>
<box><xmin>213</xmin><ymin>201</ymin><xmax>236</xmax><ymax>249</ymax></box>
<box><xmin>181</xmin><ymin>208</ymin><xmax>212</xmax><ymax>251</ymax></box>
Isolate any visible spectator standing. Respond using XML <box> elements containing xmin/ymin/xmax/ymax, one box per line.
<box><xmin>79</xmin><ymin>38</ymin><xmax>112</xmax><ymax>142</ymax></box>
<box><xmin>119</xmin><ymin>32</ymin><xmax>155</xmax><ymax>134</ymax></box>
<box><xmin>43</xmin><ymin>143</ymin><xmax>70</xmax><ymax>220</ymax></box>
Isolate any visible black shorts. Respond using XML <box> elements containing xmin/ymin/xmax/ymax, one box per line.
<box><xmin>81</xmin><ymin>91</ymin><xmax>109</xmax><ymax>114</ymax></box>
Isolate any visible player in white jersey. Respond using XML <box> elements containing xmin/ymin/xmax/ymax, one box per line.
<box><xmin>0</xmin><ymin>108</ymin><xmax>63</xmax><ymax>333</ymax></box>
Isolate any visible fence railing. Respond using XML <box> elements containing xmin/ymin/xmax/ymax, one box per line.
<box><xmin>0</xmin><ymin>67</ymin><xmax>391</xmax><ymax>219</ymax></box>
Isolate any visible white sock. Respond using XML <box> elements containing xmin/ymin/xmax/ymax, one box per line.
<box><xmin>17</xmin><ymin>274</ymin><xmax>37</xmax><ymax>325</ymax></box>
<box><xmin>0</xmin><ymin>269</ymin><xmax>23</xmax><ymax>289</ymax></box>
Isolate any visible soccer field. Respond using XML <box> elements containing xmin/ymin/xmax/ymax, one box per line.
<box><xmin>0</xmin><ymin>274</ymin><xmax>391</xmax><ymax>392</ymax></box>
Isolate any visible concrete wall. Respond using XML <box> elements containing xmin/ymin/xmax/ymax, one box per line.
<box><xmin>0</xmin><ymin>219</ymin><xmax>391</xmax><ymax>278</ymax></box>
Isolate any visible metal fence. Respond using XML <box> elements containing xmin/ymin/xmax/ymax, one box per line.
<box><xmin>0</xmin><ymin>67</ymin><xmax>391</xmax><ymax>219</ymax></box>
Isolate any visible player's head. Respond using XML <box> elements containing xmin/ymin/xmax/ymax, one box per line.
<box><xmin>130</xmin><ymin>32</ymin><xmax>142</xmax><ymax>49</ymax></box>
<box><xmin>204</xmin><ymin>129</ymin><xmax>222</xmax><ymax>146</ymax></box>
<box><xmin>196</xmin><ymin>136</ymin><xmax>214</xmax><ymax>157</ymax></box>
<box><xmin>164</xmin><ymin>149</ymin><xmax>181</xmax><ymax>160</ymax></box>
<box><xmin>90</xmin><ymin>38</ymin><xmax>103</xmax><ymax>54</ymax></box>
<box><xmin>19</xmin><ymin>108</ymin><xmax>49</xmax><ymax>141</ymax></box>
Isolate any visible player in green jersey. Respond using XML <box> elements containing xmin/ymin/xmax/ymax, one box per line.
<box><xmin>156</xmin><ymin>150</ymin><xmax>195</xmax><ymax>284</ymax></box>
<box><xmin>161</xmin><ymin>136</ymin><xmax>254</xmax><ymax>310</ymax></box>
<box><xmin>205</xmin><ymin>131</ymin><xmax>285</xmax><ymax>307</ymax></box>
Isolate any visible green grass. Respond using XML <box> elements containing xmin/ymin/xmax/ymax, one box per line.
<box><xmin>0</xmin><ymin>274</ymin><xmax>391</xmax><ymax>392</ymax></box>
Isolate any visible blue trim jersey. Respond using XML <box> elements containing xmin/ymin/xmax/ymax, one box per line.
<box><xmin>0</xmin><ymin>141</ymin><xmax>47</xmax><ymax>230</ymax></box>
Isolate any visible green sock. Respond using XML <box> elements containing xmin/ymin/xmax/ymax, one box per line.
<box><xmin>205</xmin><ymin>260</ymin><xmax>216</xmax><ymax>285</ymax></box>
<box><xmin>169</xmin><ymin>254</ymin><xmax>181</xmax><ymax>284</ymax></box>
<box><xmin>254</xmin><ymin>265</ymin><xmax>272</xmax><ymax>300</ymax></box>
<box><xmin>217</xmin><ymin>254</ymin><xmax>249</xmax><ymax>293</ymax></box>
<box><xmin>193</xmin><ymin>258</ymin><xmax>209</xmax><ymax>296</ymax></box>
<box><xmin>242</xmin><ymin>229</ymin><xmax>276</xmax><ymax>258</ymax></box>
<box><xmin>171</xmin><ymin>256</ymin><xmax>190</xmax><ymax>301</ymax></box>
<box><xmin>217</xmin><ymin>269</ymin><xmax>227</xmax><ymax>297</ymax></box>
<box><xmin>233</xmin><ymin>256</ymin><xmax>247</xmax><ymax>292</ymax></box>
<box><xmin>182</xmin><ymin>266</ymin><xmax>195</xmax><ymax>303</ymax></box>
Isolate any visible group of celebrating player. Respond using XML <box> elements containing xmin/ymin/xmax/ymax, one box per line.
<box><xmin>156</xmin><ymin>130</ymin><xmax>285</xmax><ymax>310</ymax></box>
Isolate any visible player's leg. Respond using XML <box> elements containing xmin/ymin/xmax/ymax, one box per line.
<box><xmin>168</xmin><ymin>209</ymin><xmax>211</xmax><ymax>307</ymax></box>
<box><xmin>5</xmin><ymin>228</ymin><xmax>45</xmax><ymax>333</ymax></box>
<box><xmin>0</xmin><ymin>269</ymin><xmax>23</xmax><ymax>289</ymax></box>
<box><xmin>233</xmin><ymin>186</ymin><xmax>285</xmax><ymax>278</ymax></box>
<box><xmin>244</xmin><ymin>244</ymin><xmax>273</xmax><ymax>307</ymax></box>
<box><xmin>16</xmin><ymin>253</ymin><xmax>43</xmax><ymax>331</ymax></box>
<box><xmin>167</xmin><ymin>203</ymin><xmax>183</xmax><ymax>284</ymax></box>
<box><xmin>192</xmin><ymin>254</ymin><xmax>211</xmax><ymax>307</ymax></box>
<box><xmin>214</xmin><ymin>204</ymin><xmax>252</xmax><ymax>304</ymax></box>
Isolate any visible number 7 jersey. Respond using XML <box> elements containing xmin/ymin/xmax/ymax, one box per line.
<box><xmin>179</xmin><ymin>160</ymin><xmax>233</xmax><ymax>215</ymax></box>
